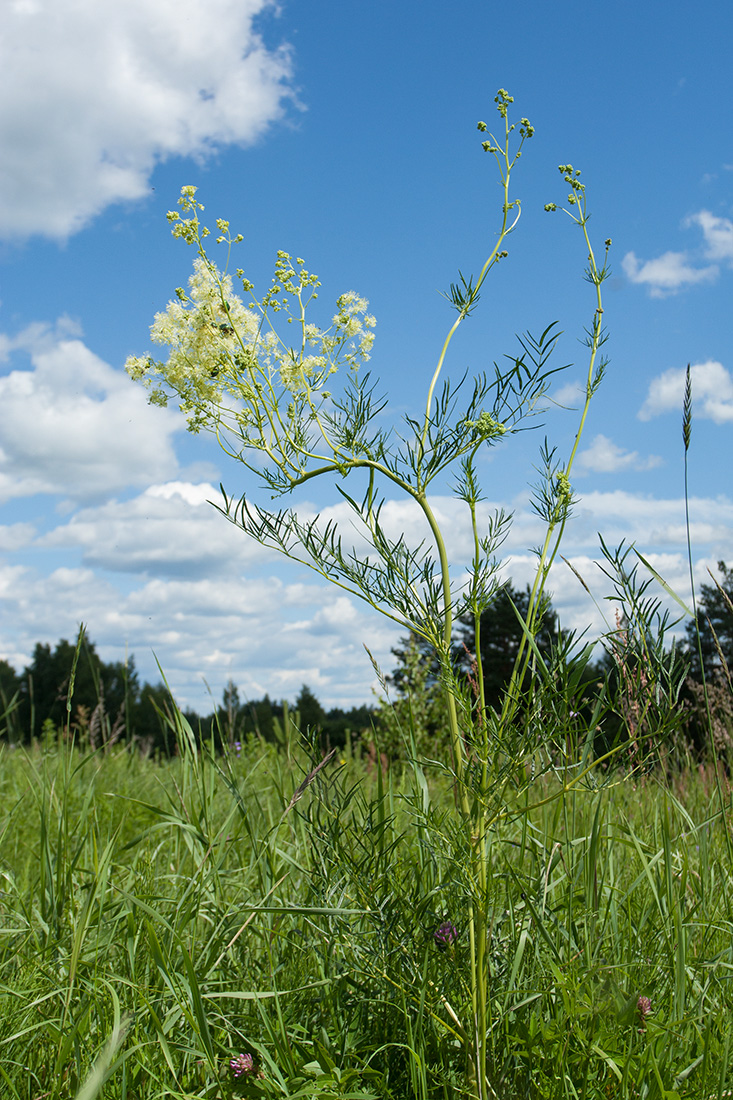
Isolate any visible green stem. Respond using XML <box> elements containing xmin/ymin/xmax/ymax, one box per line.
<box><xmin>417</xmin><ymin>116</ymin><xmax>526</xmax><ymax>481</ymax></box>
<box><xmin>414</xmin><ymin>492</ymin><xmax>468</xmax><ymax>804</ymax></box>
<box><xmin>501</xmin><ymin>204</ymin><xmax>607</xmax><ymax>727</ymax></box>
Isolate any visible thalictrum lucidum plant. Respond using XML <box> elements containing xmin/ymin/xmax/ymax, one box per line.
<box><xmin>126</xmin><ymin>90</ymin><xmax>612</xmax><ymax>1100</ymax></box>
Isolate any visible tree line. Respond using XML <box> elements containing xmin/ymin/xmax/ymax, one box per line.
<box><xmin>1</xmin><ymin>563</ymin><xmax>731</xmax><ymax>759</ymax></box>
<box><xmin>0</xmin><ymin>636</ymin><xmax>375</xmax><ymax>754</ymax></box>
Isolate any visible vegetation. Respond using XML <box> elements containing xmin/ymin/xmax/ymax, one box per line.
<box><xmin>0</xmin><ymin>638</ymin><xmax>375</xmax><ymax>755</ymax></box>
<box><xmin>2</xmin><ymin>91</ymin><xmax>732</xmax><ymax>1099</ymax></box>
<box><xmin>686</xmin><ymin>562</ymin><xmax>733</xmax><ymax>681</ymax></box>
<box><xmin>1</xmin><ymin>681</ymin><xmax>733</xmax><ymax>1100</ymax></box>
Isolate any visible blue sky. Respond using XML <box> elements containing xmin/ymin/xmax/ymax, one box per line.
<box><xmin>1</xmin><ymin>0</ymin><xmax>732</xmax><ymax>711</ymax></box>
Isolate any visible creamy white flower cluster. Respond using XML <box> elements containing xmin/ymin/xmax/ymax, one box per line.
<box><xmin>125</xmin><ymin>188</ymin><xmax>376</xmax><ymax>468</ymax></box>
<box><xmin>125</xmin><ymin>257</ymin><xmax>262</xmax><ymax>434</ymax></box>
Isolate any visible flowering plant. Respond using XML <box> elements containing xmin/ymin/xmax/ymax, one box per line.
<box><xmin>434</xmin><ymin>920</ymin><xmax>458</xmax><ymax>950</ymax></box>
<box><xmin>230</xmin><ymin>1052</ymin><xmax>256</xmax><ymax>1079</ymax></box>
<box><xmin>127</xmin><ymin>90</ymin><xmax>608</xmax><ymax>778</ymax></box>
<box><xmin>127</xmin><ymin>90</ymin><xmax>610</xmax><ymax>1100</ymax></box>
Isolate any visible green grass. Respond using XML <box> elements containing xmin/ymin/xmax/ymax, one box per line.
<box><xmin>1</xmin><ymin>725</ymin><xmax>732</xmax><ymax>1100</ymax></box>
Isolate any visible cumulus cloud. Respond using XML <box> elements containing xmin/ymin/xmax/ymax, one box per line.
<box><xmin>622</xmin><ymin>208</ymin><xmax>733</xmax><ymax>297</ymax></box>
<box><xmin>0</xmin><ymin>0</ymin><xmax>294</xmax><ymax>240</ymax></box>
<box><xmin>0</xmin><ymin>320</ymin><xmax>183</xmax><ymax>501</ymax></box>
<box><xmin>576</xmin><ymin>434</ymin><xmax>663</xmax><ymax>474</ymax></box>
<box><xmin>622</xmin><ymin>250</ymin><xmax>718</xmax><ymax>297</ymax></box>
<box><xmin>0</xmin><ymin>557</ymin><xmax>398</xmax><ymax>711</ymax></box>
<box><xmin>639</xmin><ymin>360</ymin><xmax>733</xmax><ymax>423</ymax></box>
<box><xmin>551</xmin><ymin>380</ymin><xmax>586</xmax><ymax>408</ymax></box>
<box><xmin>685</xmin><ymin>210</ymin><xmax>733</xmax><ymax>262</ymax></box>
<box><xmin>0</xmin><ymin>522</ymin><xmax>35</xmax><ymax>551</ymax></box>
<box><xmin>570</xmin><ymin>490</ymin><xmax>733</xmax><ymax>552</ymax></box>
<box><xmin>4</xmin><ymin>481</ymin><xmax>733</xmax><ymax>707</ymax></box>
<box><xmin>40</xmin><ymin>481</ymin><xmax>271</xmax><ymax>574</ymax></box>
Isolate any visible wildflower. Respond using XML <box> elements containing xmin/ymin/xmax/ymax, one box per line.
<box><xmin>230</xmin><ymin>1052</ymin><xmax>255</xmax><ymax>1078</ymax></box>
<box><xmin>234</xmin><ymin>741</ymin><xmax>242</xmax><ymax>755</ymax></box>
<box><xmin>434</xmin><ymin>921</ymin><xmax>458</xmax><ymax>950</ymax></box>
<box><xmin>637</xmin><ymin>995</ymin><xmax>652</xmax><ymax>1018</ymax></box>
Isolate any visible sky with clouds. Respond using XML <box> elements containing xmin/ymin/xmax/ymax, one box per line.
<box><xmin>1</xmin><ymin>0</ymin><xmax>732</xmax><ymax>711</ymax></box>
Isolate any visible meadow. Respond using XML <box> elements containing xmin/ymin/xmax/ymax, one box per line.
<box><xmin>4</xmin><ymin>91</ymin><xmax>732</xmax><ymax>1100</ymax></box>
<box><xmin>1</xmin><ymin>692</ymin><xmax>732</xmax><ymax>1100</ymax></box>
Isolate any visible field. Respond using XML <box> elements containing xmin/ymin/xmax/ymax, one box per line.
<box><xmin>1</xmin><ymin>704</ymin><xmax>732</xmax><ymax>1100</ymax></box>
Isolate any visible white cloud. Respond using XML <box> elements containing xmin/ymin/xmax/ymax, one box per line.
<box><xmin>622</xmin><ymin>249</ymin><xmax>718</xmax><ymax>297</ymax></box>
<box><xmin>0</xmin><ymin>0</ymin><xmax>294</xmax><ymax>240</ymax></box>
<box><xmin>685</xmin><ymin>210</ymin><xmax>733</xmax><ymax>262</ymax></box>
<box><xmin>639</xmin><ymin>360</ymin><xmax>733</xmax><ymax>424</ymax></box>
<box><xmin>5</xmin><ymin>482</ymin><xmax>733</xmax><ymax>707</ymax></box>
<box><xmin>551</xmin><ymin>380</ymin><xmax>585</xmax><ymax>408</ymax></box>
<box><xmin>576</xmin><ymin>434</ymin><xmax>663</xmax><ymax>474</ymax></box>
<box><xmin>0</xmin><ymin>321</ymin><xmax>183</xmax><ymax>501</ymax></box>
<box><xmin>0</xmin><ymin>557</ymin><xmax>398</xmax><ymax>711</ymax></box>
<box><xmin>40</xmin><ymin>481</ymin><xmax>271</xmax><ymax>574</ymax></box>
<box><xmin>0</xmin><ymin>522</ymin><xmax>35</xmax><ymax>551</ymax></box>
<box><xmin>622</xmin><ymin>208</ymin><xmax>733</xmax><ymax>297</ymax></box>
<box><xmin>569</xmin><ymin>490</ymin><xmax>733</xmax><ymax>553</ymax></box>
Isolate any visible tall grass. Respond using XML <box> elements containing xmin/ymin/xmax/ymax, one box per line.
<box><xmin>1</xmin><ymin>700</ymin><xmax>733</xmax><ymax>1100</ymax></box>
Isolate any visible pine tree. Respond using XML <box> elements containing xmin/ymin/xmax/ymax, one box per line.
<box><xmin>686</xmin><ymin>561</ymin><xmax>733</xmax><ymax>680</ymax></box>
<box><xmin>456</xmin><ymin>584</ymin><xmax>559</xmax><ymax>710</ymax></box>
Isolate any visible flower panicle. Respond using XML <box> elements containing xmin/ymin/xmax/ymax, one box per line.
<box><xmin>124</xmin><ymin>208</ymin><xmax>377</xmax><ymax>452</ymax></box>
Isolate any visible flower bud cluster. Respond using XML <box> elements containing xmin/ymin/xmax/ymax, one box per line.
<box><xmin>554</xmin><ymin>470</ymin><xmax>573</xmax><ymax>512</ymax></box>
<box><xmin>166</xmin><ymin>185</ymin><xmax>209</xmax><ymax>244</ymax></box>
<box><xmin>545</xmin><ymin>164</ymin><xmax>589</xmax><ymax>215</ymax></box>
<box><xmin>465</xmin><ymin>411</ymin><xmax>507</xmax><ymax>441</ymax></box>
<box><xmin>494</xmin><ymin>89</ymin><xmax>514</xmax><ymax>118</ymax></box>
<box><xmin>558</xmin><ymin>164</ymin><xmax>584</xmax><ymax>207</ymax></box>
<box><xmin>477</xmin><ymin>92</ymin><xmax>532</xmax><ymax>156</ymax></box>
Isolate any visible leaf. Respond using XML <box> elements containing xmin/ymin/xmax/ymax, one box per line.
<box><xmin>635</xmin><ymin>548</ymin><xmax>694</xmax><ymax>617</ymax></box>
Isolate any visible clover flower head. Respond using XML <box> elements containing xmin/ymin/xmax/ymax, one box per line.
<box><xmin>434</xmin><ymin>920</ymin><xmax>457</xmax><ymax>950</ymax></box>
<box><xmin>230</xmin><ymin>1052</ymin><xmax>255</xmax><ymax>1078</ymax></box>
<box><xmin>637</xmin><ymin>995</ymin><xmax>652</xmax><ymax>1018</ymax></box>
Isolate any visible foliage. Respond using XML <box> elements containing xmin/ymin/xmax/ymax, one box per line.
<box><xmin>0</xmin><ymin>726</ymin><xmax>732</xmax><ymax>1099</ymax></box>
<box><xmin>373</xmin><ymin>634</ymin><xmax>452</xmax><ymax>762</ymax></box>
<box><xmin>378</xmin><ymin>583</ymin><xmax>563</xmax><ymax>761</ymax></box>
<box><xmin>123</xmin><ymin>89</ymin><xmax>622</xmax><ymax>1099</ymax></box>
<box><xmin>678</xmin><ymin>562</ymin><xmax>733</xmax><ymax>761</ymax></box>
<box><xmin>455</xmin><ymin>582</ymin><xmax>559</xmax><ymax>710</ymax></box>
<box><xmin>0</xmin><ymin>632</ymin><xmax>176</xmax><ymax>753</ymax></box>
<box><xmin>19</xmin><ymin>635</ymin><xmax>131</xmax><ymax>742</ymax></box>
<box><xmin>686</xmin><ymin>561</ymin><xmax>733</xmax><ymax>681</ymax></box>
<box><xmin>586</xmin><ymin>542</ymin><xmax>689</xmax><ymax>767</ymax></box>
<box><xmin>206</xmin><ymin>683</ymin><xmax>375</xmax><ymax>752</ymax></box>
<box><xmin>0</xmin><ymin>630</ymin><xmax>374</xmax><ymax>759</ymax></box>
